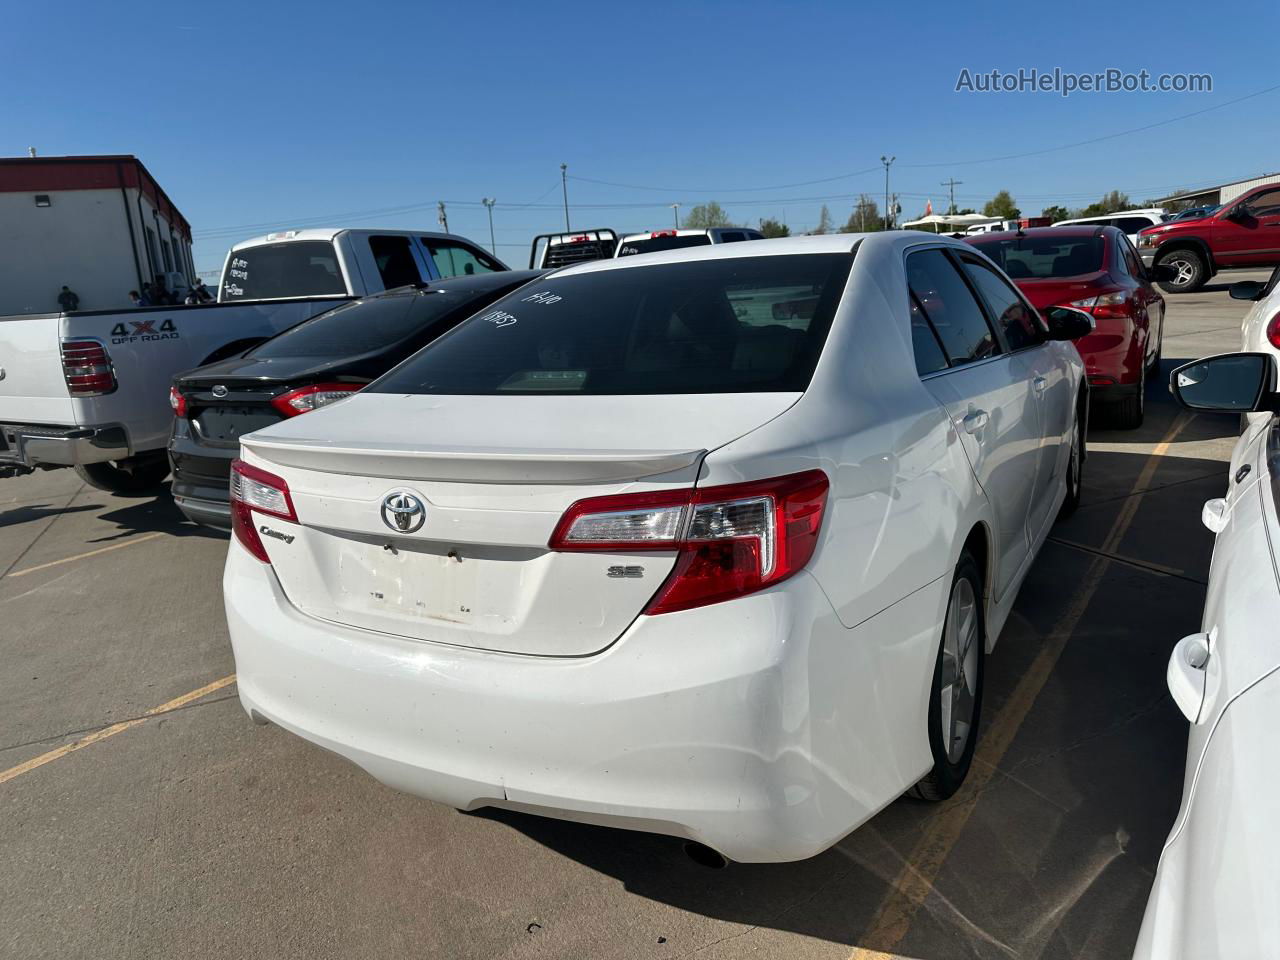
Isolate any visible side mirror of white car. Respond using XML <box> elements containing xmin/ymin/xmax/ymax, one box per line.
<box><xmin>1168</xmin><ymin>632</ymin><xmax>1211</xmax><ymax>723</ymax></box>
<box><xmin>1169</xmin><ymin>352</ymin><xmax>1279</xmax><ymax>413</ymax></box>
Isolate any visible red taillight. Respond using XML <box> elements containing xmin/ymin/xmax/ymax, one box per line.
<box><xmin>1070</xmin><ymin>291</ymin><xmax>1130</xmax><ymax>319</ymax></box>
<box><xmin>549</xmin><ymin>469</ymin><xmax>829</xmax><ymax>615</ymax></box>
<box><xmin>60</xmin><ymin>340</ymin><xmax>116</xmax><ymax>396</ymax></box>
<box><xmin>270</xmin><ymin>382</ymin><xmax>361</xmax><ymax>418</ymax></box>
<box><xmin>169</xmin><ymin>385</ymin><xmax>188</xmax><ymax>418</ymax></box>
<box><xmin>1265</xmin><ymin>313</ymin><xmax>1280</xmax><ymax>350</ymax></box>
<box><xmin>229</xmin><ymin>459</ymin><xmax>297</xmax><ymax>563</ymax></box>
<box><xmin>650</xmin><ymin>230</ymin><xmax>678</xmax><ymax>238</ymax></box>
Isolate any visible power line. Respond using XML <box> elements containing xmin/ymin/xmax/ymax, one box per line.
<box><xmin>567</xmin><ymin>166</ymin><xmax>884</xmax><ymax>194</ymax></box>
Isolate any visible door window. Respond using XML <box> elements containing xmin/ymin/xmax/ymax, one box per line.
<box><xmin>718</xmin><ymin>231</ymin><xmax>747</xmax><ymax>243</ymax></box>
<box><xmin>909</xmin><ymin>293</ymin><xmax>949</xmax><ymax>375</ymax></box>
<box><xmin>422</xmin><ymin>239</ymin><xmax>503</xmax><ymax>278</ymax></box>
<box><xmin>1120</xmin><ymin>239</ymin><xmax>1145</xmax><ymax>280</ymax></box>
<box><xmin>958</xmin><ymin>254</ymin><xmax>1044</xmax><ymax>351</ymax></box>
<box><xmin>906</xmin><ymin>249</ymin><xmax>1001</xmax><ymax>365</ymax></box>
<box><xmin>1245</xmin><ymin>189</ymin><xmax>1280</xmax><ymax>217</ymax></box>
<box><xmin>369</xmin><ymin>235</ymin><xmax>423</xmax><ymax>289</ymax></box>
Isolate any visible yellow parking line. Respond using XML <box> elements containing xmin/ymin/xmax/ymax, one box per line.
<box><xmin>5</xmin><ymin>532</ymin><xmax>165</xmax><ymax>578</ymax></box>
<box><xmin>849</xmin><ymin>412</ymin><xmax>1195</xmax><ymax>958</ymax></box>
<box><xmin>0</xmin><ymin>674</ymin><xmax>236</xmax><ymax>786</ymax></box>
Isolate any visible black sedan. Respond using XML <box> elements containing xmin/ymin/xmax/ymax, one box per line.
<box><xmin>168</xmin><ymin>270</ymin><xmax>542</xmax><ymax>529</ymax></box>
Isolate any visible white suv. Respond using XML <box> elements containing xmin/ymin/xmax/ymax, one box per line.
<box><xmin>1051</xmin><ymin>208</ymin><xmax>1165</xmax><ymax>247</ymax></box>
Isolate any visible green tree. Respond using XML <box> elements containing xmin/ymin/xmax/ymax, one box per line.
<box><xmin>983</xmin><ymin>190</ymin><xmax>1020</xmax><ymax>219</ymax></box>
<box><xmin>1041</xmin><ymin>205</ymin><xmax>1071</xmax><ymax>223</ymax></box>
<box><xmin>758</xmin><ymin>217</ymin><xmax>790</xmax><ymax>238</ymax></box>
<box><xmin>844</xmin><ymin>195</ymin><xmax>882</xmax><ymax>232</ymax></box>
<box><xmin>811</xmin><ymin>205</ymin><xmax>834</xmax><ymax>235</ymax></box>
<box><xmin>1078</xmin><ymin>190</ymin><xmax>1131</xmax><ymax>217</ymax></box>
<box><xmin>683</xmin><ymin>202</ymin><xmax>734</xmax><ymax>229</ymax></box>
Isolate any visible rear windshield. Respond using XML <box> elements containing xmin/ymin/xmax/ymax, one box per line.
<box><xmin>617</xmin><ymin>234</ymin><xmax>713</xmax><ymax>257</ymax></box>
<box><xmin>967</xmin><ymin>235</ymin><xmax>1105</xmax><ymax>280</ymax></box>
<box><xmin>248</xmin><ymin>276</ymin><xmax>531</xmax><ymax>359</ymax></box>
<box><xmin>221</xmin><ymin>241</ymin><xmax>346</xmax><ymax>300</ymax></box>
<box><xmin>371</xmin><ymin>253</ymin><xmax>853</xmax><ymax>396</ymax></box>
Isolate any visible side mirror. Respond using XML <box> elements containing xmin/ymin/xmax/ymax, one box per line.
<box><xmin>1229</xmin><ymin>280</ymin><xmax>1267</xmax><ymax>301</ymax></box>
<box><xmin>1042</xmin><ymin>306</ymin><xmax>1094</xmax><ymax>341</ymax></box>
<box><xmin>1226</xmin><ymin>205</ymin><xmax>1252</xmax><ymax>222</ymax></box>
<box><xmin>1150</xmin><ymin>263</ymin><xmax>1178</xmax><ymax>284</ymax></box>
<box><xmin>1169</xmin><ymin>353</ymin><xmax>1277</xmax><ymax>412</ymax></box>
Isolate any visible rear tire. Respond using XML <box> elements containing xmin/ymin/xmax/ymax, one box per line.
<box><xmin>74</xmin><ymin>457</ymin><xmax>169</xmax><ymax>495</ymax></box>
<box><xmin>1059</xmin><ymin>406</ymin><xmax>1084</xmax><ymax>517</ymax></box>
<box><xmin>1106</xmin><ymin>365</ymin><xmax>1145</xmax><ymax>430</ymax></box>
<box><xmin>1156</xmin><ymin>249</ymin><xmax>1207</xmax><ymax>294</ymax></box>
<box><xmin>908</xmin><ymin>551</ymin><xmax>985</xmax><ymax>802</ymax></box>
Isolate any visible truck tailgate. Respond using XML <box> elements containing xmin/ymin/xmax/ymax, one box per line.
<box><xmin>0</xmin><ymin>313</ymin><xmax>75</xmax><ymax>425</ymax></box>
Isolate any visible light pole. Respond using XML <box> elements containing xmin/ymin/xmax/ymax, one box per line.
<box><xmin>560</xmin><ymin>163</ymin><xmax>570</xmax><ymax>231</ymax></box>
<box><xmin>437</xmin><ymin>200</ymin><xmax>448</xmax><ymax>233</ymax></box>
<box><xmin>670</xmin><ymin>203</ymin><xmax>680</xmax><ymax>229</ymax></box>
<box><xmin>881</xmin><ymin>156</ymin><xmax>895</xmax><ymax>230</ymax></box>
<box><xmin>481</xmin><ymin>198</ymin><xmax>497</xmax><ymax>255</ymax></box>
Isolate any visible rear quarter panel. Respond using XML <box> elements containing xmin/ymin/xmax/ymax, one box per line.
<box><xmin>0</xmin><ymin>313</ymin><xmax>75</xmax><ymax>424</ymax></box>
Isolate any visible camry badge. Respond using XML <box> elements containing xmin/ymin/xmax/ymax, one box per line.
<box><xmin>211</xmin><ymin>384</ymin><xmax>229</xmax><ymax>398</ymax></box>
<box><xmin>381</xmin><ymin>491</ymin><xmax>426</xmax><ymax>534</ymax></box>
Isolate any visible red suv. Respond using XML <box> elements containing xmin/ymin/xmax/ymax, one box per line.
<box><xmin>966</xmin><ymin>226</ymin><xmax>1164</xmax><ymax>428</ymax></box>
<box><xmin>1137</xmin><ymin>183</ymin><xmax>1280</xmax><ymax>293</ymax></box>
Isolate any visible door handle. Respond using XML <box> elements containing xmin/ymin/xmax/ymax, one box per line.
<box><xmin>1033</xmin><ymin>377</ymin><xmax>1048</xmax><ymax>394</ymax></box>
<box><xmin>961</xmin><ymin>410</ymin><xmax>989</xmax><ymax>434</ymax></box>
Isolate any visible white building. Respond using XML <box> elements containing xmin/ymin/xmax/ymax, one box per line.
<box><xmin>0</xmin><ymin>154</ymin><xmax>194</xmax><ymax>315</ymax></box>
<box><xmin>1156</xmin><ymin>172</ymin><xmax>1280</xmax><ymax>210</ymax></box>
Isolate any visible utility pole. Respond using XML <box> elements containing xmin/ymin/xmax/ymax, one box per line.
<box><xmin>560</xmin><ymin>163</ymin><xmax>570</xmax><ymax>231</ymax></box>
<box><xmin>481</xmin><ymin>198</ymin><xmax>497</xmax><ymax>255</ymax></box>
<box><xmin>881</xmin><ymin>156</ymin><xmax>895</xmax><ymax>230</ymax></box>
<box><xmin>437</xmin><ymin>201</ymin><xmax>449</xmax><ymax>233</ymax></box>
<box><xmin>941</xmin><ymin>177</ymin><xmax>962</xmax><ymax>215</ymax></box>
<box><xmin>670</xmin><ymin>203</ymin><xmax>680</xmax><ymax>229</ymax></box>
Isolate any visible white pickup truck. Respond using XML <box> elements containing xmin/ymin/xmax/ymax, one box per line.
<box><xmin>0</xmin><ymin>227</ymin><xmax>506</xmax><ymax>492</ymax></box>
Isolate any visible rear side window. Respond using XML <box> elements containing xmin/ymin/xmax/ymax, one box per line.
<box><xmin>221</xmin><ymin>241</ymin><xmax>346</xmax><ymax>300</ymax></box>
<box><xmin>906</xmin><ymin>249</ymin><xmax>1000</xmax><ymax>365</ymax></box>
<box><xmin>909</xmin><ymin>295</ymin><xmax>949</xmax><ymax>375</ymax></box>
<box><xmin>371</xmin><ymin>253</ymin><xmax>853</xmax><ymax>395</ymax></box>
<box><xmin>369</xmin><ymin>235</ymin><xmax>423</xmax><ymax>289</ymax></box>
<box><xmin>719</xmin><ymin>231</ymin><xmax>747</xmax><ymax>243</ymax></box>
<box><xmin>958</xmin><ymin>255</ymin><xmax>1044</xmax><ymax>351</ymax></box>
<box><xmin>422</xmin><ymin>240</ymin><xmax>503</xmax><ymax>278</ymax></box>
<box><xmin>617</xmin><ymin>234</ymin><xmax>712</xmax><ymax>257</ymax></box>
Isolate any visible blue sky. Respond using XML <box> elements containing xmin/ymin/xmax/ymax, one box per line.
<box><xmin>5</xmin><ymin>0</ymin><xmax>1278</xmax><ymax>275</ymax></box>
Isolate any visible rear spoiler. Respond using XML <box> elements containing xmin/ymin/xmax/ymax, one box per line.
<box><xmin>529</xmin><ymin>229</ymin><xmax>618</xmax><ymax>269</ymax></box>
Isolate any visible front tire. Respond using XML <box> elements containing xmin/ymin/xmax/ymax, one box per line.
<box><xmin>74</xmin><ymin>457</ymin><xmax>169</xmax><ymax>495</ymax></box>
<box><xmin>1156</xmin><ymin>249</ymin><xmax>1207</xmax><ymax>294</ymax></box>
<box><xmin>1059</xmin><ymin>406</ymin><xmax>1084</xmax><ymax>517</ymax></box>
<box><xmin>909</xmin><ymin>551</ymin><xmax>985</xmax><ymax>801</ymax></box>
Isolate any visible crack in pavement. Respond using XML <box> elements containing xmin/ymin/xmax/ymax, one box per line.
<box><xmin>0</xmin><ymin>481</ymin><xmax>87</xmax><ymax>578</ymax></box>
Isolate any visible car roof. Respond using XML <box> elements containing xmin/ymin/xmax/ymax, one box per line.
<box><xmin>550</xmin><ymin>231</ymin><xmax>963</xmax><ymax>276</ymax></box>
<box><xmin>1052</xmin><ymin>210</ymin><xmax>1162</xmax><ymax>226</ymax></box>
<box><xmin>229</xmin><ymin>227</ymin><xmax>475</xmax><ymax>250</ymax></box>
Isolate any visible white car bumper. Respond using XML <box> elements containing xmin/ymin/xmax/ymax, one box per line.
<box><xmin>224</xmin><ymin>540</ymin><xmax>943</xmax><ymax>862</ymax></box>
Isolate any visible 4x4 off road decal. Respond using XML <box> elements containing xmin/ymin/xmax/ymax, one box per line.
<box><xmin>109</xmin><ymin>318</ymin><xmax>179</xmax><ymax>345</ymax></box>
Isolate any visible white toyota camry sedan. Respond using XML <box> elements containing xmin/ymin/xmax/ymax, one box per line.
<box><xmin>223</xmin><ymin>233</ymin><xmax>1088</xmax><ymax>862</ymax></box>
<box><xmin>1135</xmin><ymin>352</ymin><xmax>1280</xmax><ymax>957</ymax></box>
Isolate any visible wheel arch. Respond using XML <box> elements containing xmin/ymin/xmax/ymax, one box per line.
<box><xmin>1155</xmin><ymin>236</ymin><xmax>1216</xmax><ymax>275</ymax></box>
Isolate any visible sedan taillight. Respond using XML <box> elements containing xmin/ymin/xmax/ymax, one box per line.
<box><xmin>1070</xmin><ymin>291</ymin><xmax>1130</xmax><ymax>320</ymax></box>
<box><xmin>60</xmin><ymin>340</ymin><xmax>116</xmax><ymax>396</ymax></box>
<box><xmin>549</xmin><ymin>469</ymin><xmax>829</xmax><ymax>615</ymax></box>
<box><xmin>1265</xmin><ymin>313</ymin><xmax>1280</xmax><ymax>350</ymax></box>
<box><xmin>169</xmin><ymin>385</ymin><xmax>188</xmax><ymax>418</ymax></box>
<box><xmin>270</xmin><ymin>382</ymin><xmax>361</xmax><ymax>417</ymax></box>
<box><xmin>230</xmin><ymin>459</ymin><xmax>297</xmax><ymax>563</ymax></box>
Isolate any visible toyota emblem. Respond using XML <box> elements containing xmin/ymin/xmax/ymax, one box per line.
<box><xmin>381</xmin><ymin>491</ymin><xmax>426</xmax><ymax>534</ymax></box>
<box><xmin>211</xmin><ymin>384</ymin><xmax>229</xmax><ymax>398</ymax></box>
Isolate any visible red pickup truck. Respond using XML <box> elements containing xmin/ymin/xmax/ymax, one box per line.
<box><xmin>1137</xmin><ymin>183</ymin><xmax>1280</xmax><ymax>293</ymax></box>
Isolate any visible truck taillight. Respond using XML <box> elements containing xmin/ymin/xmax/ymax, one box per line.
<box><xmin>60</xmin><ymin>340</ymin><xmax>116</xmax><ymax>396</ymax></box>
<box><xmin>230</xmin><ymin>459</ymin><xmax>297</xmax><ymax>563</ymax></box>
<box><xmin>549</xmin><ymin>469</ymin><xmax>829</xmax><ymax>615</ymax></box>
<box><xmin>270</xmin><ymin>382</ymin><xmax>361</xmax><ymax>417</ymax></box>
<box><xmin>169</xmin><ymin>385</ymin><xmax>188</xmax><ymax>418</ymax></box>
<box><xmin>1266</xmin><ymin>313</ymin><xmax>1280</xmax><ymax>350</ymax></box>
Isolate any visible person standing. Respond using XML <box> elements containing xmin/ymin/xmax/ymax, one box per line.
<box><xmin>57</xmin><ymin>285</ymin><xmax>80</xmax><ymax>312</ymax></box>
<box><xmin>139</xmin><ymin>283</ymin><xmax>154</xmax><ymax>306</ymax></box>
<box><xmin>191</xmin><ymin>278</ymin><xmax>213</xmax><ymax>303</ymax></box>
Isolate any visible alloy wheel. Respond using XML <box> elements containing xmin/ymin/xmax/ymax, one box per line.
<box><xmin>939</xmin><ymin>576</ymin><xmax>980</xmax><ymax>763</ymax></box>
<box><xmin>1166</xmin><ymin>257</ymin><xmax>1195</xmax><ymax>288</ymax></box>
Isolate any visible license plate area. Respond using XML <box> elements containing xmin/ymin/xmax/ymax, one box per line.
<box><xmin>196</xmin><ymin>406</ymin><xmax>280</xmax><ymax>444</ymax></box>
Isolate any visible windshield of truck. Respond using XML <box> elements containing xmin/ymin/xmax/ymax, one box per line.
<box><xmin>616</xmin><ymin>234</ymin><xmax>713</xmax><ymax>257</ymax></box>
<box><xmin>968</xmin><ymin>235</ymin><xmax>1105</xmax><ymax>279</ymax></box>
<box><xmin>370</xmin><ymin>253</ymin><xmax>853</xmax><ymax>395</ymax></box>
<box><xmin>221</xmin><ymin>241</ymin><xmax>346</xmax><ymax>300</ymax></box>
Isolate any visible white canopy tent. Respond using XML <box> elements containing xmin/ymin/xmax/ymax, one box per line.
<box><xmin>899</xmin><ymin>213</ymin><xmax>1003</xmax><ymax>233</ymax></box>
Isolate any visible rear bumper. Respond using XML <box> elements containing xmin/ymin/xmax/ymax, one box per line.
<box><xmin>223</xmin><ymin>540</ymin><xmax>943</xmax><ymax>862</ymax></box>
<box><xmin>0</xmin><ymin>422</ymin><xmax>129</xmax><ymax>470</ymax></box>
<box><xmin>168</xmin><ymin>420</ymin><xmax>234</xmax><ymax>528</ymax></box>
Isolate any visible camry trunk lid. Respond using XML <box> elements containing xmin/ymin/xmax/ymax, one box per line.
<box><xmin>239</xmin><ymin>391</ymin><xmax>797</xmax><ymax>655</ymax></box>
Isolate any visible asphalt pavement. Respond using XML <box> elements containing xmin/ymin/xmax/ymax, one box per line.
<box><xmin>0</xmin><ymin>272</ymin><xmax>1264</xmax><ymax>960</ymax></box>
